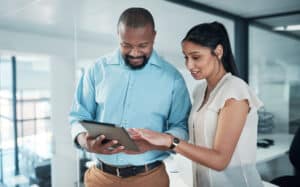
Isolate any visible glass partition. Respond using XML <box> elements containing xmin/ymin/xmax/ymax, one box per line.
<box><xmin>0</xmin><ymin>56</ymin><xmax>14</xmax><ymax>185</ymax></box>
<box><xmin>0</xmin><ymin>55</ymin><xmax>51</xmax><ymax>186</ymax></box>
<box><xmin>249</xmin><ymin>25</ymin><xmax>300</xmax><ymax>134</ymax></box>
<box><xmin>0</xmin><ymin>0</ymin><xmax>63</xmax><ymax>185</ymax></box>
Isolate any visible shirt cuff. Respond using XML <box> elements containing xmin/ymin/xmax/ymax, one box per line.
<box><xmin>71</xmin><ymin>122</ymin><xmax>88</xmax><ymax>148</ymax></box>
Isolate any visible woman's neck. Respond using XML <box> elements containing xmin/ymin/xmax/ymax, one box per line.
<box><xmin>206</xmin><ymin>66</ymin><xmax>226</xmax><ymax>93</ymax></box>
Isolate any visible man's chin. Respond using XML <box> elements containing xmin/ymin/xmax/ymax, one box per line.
<box><xmin>129</xmin><ymin>60</ymin><xmax>143</xmax><ymax>66</ymax></box>
<box><xmin>125</xmin><ymin>58</ymin><xmax>148</xmax><ymax>70</ymax></box>
<box><xmin>128</xmin><ymin>62</ymin><xmax>147</xmax><ymax>69</ymax></box>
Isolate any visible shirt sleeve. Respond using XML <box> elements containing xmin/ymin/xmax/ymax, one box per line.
<box><xmin>208</xmin><ymin>77</ymin><xmax>263</xmax><ymax>112</ymax></box>
<box><xmin>164</xmin><ymin>74</ymin><xmax>191</xmax><ymax>141</ymax></box>
<box><xmin>69</xmin><ymin>65</ymin><xmax>98</xmax><ymax>147</ymax></box>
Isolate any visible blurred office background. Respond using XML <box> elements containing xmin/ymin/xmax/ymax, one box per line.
<box><xmin>0</xmin><ymin>0</ymin><xmax>299</xmax><ymax>186</ymax></box>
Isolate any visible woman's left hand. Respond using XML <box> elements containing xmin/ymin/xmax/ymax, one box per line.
<box><xmin>128</xmin><ymin>128</ymin><xmax>172</xmax><ymax>148</ymax></box>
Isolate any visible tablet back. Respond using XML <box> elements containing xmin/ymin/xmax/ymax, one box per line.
<box><xmin>80</xmin><ymin>120</ymin><xmax>139</xmax><ymax>151</ymax></box>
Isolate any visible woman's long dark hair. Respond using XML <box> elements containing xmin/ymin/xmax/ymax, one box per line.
<box><xmin>182</xmin><ymin>21</ymin><xmax>239</xmax><ymax>77</ymax></box>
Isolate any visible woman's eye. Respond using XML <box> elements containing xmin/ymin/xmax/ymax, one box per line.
<box><xmin>192</xmin><ymin>56</ymin><xmax>199</xmax><ymax>60</ymax></box>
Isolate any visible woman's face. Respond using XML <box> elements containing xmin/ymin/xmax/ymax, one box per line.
<box><xmin>182</xmin><ymin>41</ymin><xmax>221</xmax><ymax>80</ymax></box>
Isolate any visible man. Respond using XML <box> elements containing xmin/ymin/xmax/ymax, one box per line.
<box><xmin>69</xmin><ymin>7</ymin><xmax>191</xmax><ymax>187</ymax></box>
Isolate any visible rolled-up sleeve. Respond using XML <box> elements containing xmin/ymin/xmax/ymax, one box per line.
<box><xmin>164</xmin><ymin>74</ymin><xmax>191</xmax><ymax>141</ymax></box>
<box><xmin>69</xmin><ymin>66</ymin><xmax>98</xmax><ymax>145</ymax></box>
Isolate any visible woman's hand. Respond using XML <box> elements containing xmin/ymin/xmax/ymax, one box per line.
<box><xmin>121</xmin><ymin>140</ymin><xmax>154</xmax><ymax>154</ymax></box>
<box><xmin>128</xmin><ymin>128</ymin><xmax>172</xmax><ymax>148</ymax></box>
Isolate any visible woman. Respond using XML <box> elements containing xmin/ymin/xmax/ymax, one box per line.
<box><xmin>129</xmin><ymin>22</ymin><xmax>264</xmax><ymax>187</ymax></box>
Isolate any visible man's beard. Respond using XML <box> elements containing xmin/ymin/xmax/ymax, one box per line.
<box><xmin>124</xmin><ymin>55</ymin><xmax>149</xmax><ymax>70</ymax></box>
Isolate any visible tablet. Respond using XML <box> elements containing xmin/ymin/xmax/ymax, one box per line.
<box><xmin>79</xmin><ymin>120</ymin><xmax>139</xmax><ymax>151</ymax></box>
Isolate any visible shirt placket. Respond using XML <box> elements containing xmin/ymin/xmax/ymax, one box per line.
<box><xmin>120</xmin><ymin>72</ymin><xmax>134</xmax><ymax>128</ymax></box>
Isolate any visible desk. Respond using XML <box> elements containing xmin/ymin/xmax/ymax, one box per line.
<box><xmin>256</xmin><ymin>133</ymin><xmax>294</xmax><ymax>164</ymax></box>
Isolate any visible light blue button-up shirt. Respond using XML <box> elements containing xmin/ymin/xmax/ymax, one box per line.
<box><xmin>69</xmin><ymin>49</ymin><xmax>191</xmax><ymax>166</ymax></box>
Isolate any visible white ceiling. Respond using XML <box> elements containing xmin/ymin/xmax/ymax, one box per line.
<box><xmin>0</xmin><ymin>0</ymin><xmax>299</xmax><ymax>61</ymax></box>
<box><xmin>192</xmin><ymin>0</ymin><xmax>300</xmax><ymax>18</ymax></box>
<box><xmin>1</xmin><ymin>0</ymin><xmax>299</xmax><ymax>36</ymax></box>
<box><xmin>182</xmin><ymin>0</ymin><xmax>300</xmax><ymax>37</ymax></box>
<box><xmin>0</xmin><ymin>0</ymin><xmax>236</xmax><ymax>69</ymax></box>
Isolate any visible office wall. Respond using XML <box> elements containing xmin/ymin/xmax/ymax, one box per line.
<box><xmin>249</xmin><ymin>26</ymin><xmax>300</xmax><ymax>133</ymax></box>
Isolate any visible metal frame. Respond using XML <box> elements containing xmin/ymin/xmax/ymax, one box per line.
<box><xmin>247</xmin><ymin>10</ymin><xmax>300</xmax><ymax>20</ymax></box>
<box><xmin>0</xmin><ymin>56</ymin><xmax>3</xmax><ymax>183</ymax></box>
<box><xmin>234</xmin><ymin>18</ymin><xmax>249</xmax><ymax>82</ymax></box>
<box><xmin>12</xmin><ymin>56</ymin><xmax>20</xmax><ymax>175</ymax></box>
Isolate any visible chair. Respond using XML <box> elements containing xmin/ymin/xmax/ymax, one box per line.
<box><xmin>271</xmin><ymin>127</ymin><xmax>300</xmax><ymax>187</ymax></box>
<box><xmin>29</xmin><ymin>160</ymin><xmax>51</xmax><ymax>187</ymax></box>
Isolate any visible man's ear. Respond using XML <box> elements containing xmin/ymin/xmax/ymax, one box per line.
<box><xmin>152</xmin><ymin>30</ymin><xmax>157</xmax><ymax>40</ymax></box>
<box><xmin>214</xmin><ymin>44</ymin><xmax>224</xmax><ymax>60</ymax></box>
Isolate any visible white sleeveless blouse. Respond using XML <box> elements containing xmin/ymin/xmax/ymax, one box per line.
<box><xmin>188</xmin><ymin>73</ymin><xmax>264</xmax><ymax>187</ymax></box>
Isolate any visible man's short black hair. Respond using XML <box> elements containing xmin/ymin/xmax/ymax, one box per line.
<box><xmin>118</xmin><ymin>7</ymin><xmax>155</xmax><ymax>30</ymax></box>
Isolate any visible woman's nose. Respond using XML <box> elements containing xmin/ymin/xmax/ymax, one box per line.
<box><xmin>185</xmin><ymin>60</ymin><xmax>194</xmax><ymax>70</ymax></box>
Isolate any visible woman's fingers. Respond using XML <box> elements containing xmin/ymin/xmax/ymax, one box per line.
<box><xmin>128</xmin><ymin>128</ymin><xmax>143</xmax><ymax>139</ymax></box>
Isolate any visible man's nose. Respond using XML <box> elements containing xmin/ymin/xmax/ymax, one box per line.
<box><xmin>129</xmin><ymin>47</ymin><xmax>141</xmax><ymax>57</ymax></box>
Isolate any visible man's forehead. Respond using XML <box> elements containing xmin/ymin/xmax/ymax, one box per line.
<box><xmin>118</xmin><ymin>22</ymin><xmax>154</xmax><ymax>32</ymax></box>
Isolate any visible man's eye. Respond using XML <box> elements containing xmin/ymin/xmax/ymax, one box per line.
<box><xmin>139</xmin><ymin>44</ymin><xmax>148</xmax><ymax>48</ymax></box>
<box><xmin>121</xmin><ymin>44</ymin><xmax>131</xmax><ymax>48</ymax></box>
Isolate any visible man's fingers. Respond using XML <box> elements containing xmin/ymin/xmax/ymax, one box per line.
<box><xmin>95</xmin><ymin>135</ymin><xmax>106</xmax><ymax>146</ymax></box>
<box><xmin>122</xmin><ymin>150</ymin><xmax>140</xmax><ymax>154</ymax></box>
<box><xmin>108</xmin><ymin>146</ymin><xmax>125</xmax><ymax>154</ymax></box>
<box><xmin>101</xmin><ymin>145</ymin><xmax>125</xmax><ymax>154</ymax></box>
<box><xmin>102</xmin><ymin>139</ymin><xmax>119</xmax><ymax>148</ymax></box>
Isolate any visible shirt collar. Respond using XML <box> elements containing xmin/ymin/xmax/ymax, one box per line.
<box><xmin>106</xmin><ymin>49</ymin><xmax>163</xmax><ymax>68</ymax></box>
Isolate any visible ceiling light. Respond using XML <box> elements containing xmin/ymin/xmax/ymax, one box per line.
<box><xmin>273</xmin><ymin>24</ymin><xmax>300</xmax><ymax>31</ymax></box>
<box><xmin>286</xmin><ymin>24</ymin><xmax>300</xmax><ymax>31</ymax></box>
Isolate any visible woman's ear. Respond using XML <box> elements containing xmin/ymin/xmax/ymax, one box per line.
<box><xmin>214</xmin><ymin>44</ymin><xmax>224</xmax><ymax>60</ymax></box>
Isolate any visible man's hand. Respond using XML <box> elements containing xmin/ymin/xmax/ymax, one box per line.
<box><xmin>77</xmin><ymin>132</ymin><xmax>125</xmax><ymax>154</ymax></box>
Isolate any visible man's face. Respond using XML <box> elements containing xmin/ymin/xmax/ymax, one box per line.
<box><xmin>118</xmin><ymin>23</ymin><xmax>156</xmax><ymax>69</ymax></box>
